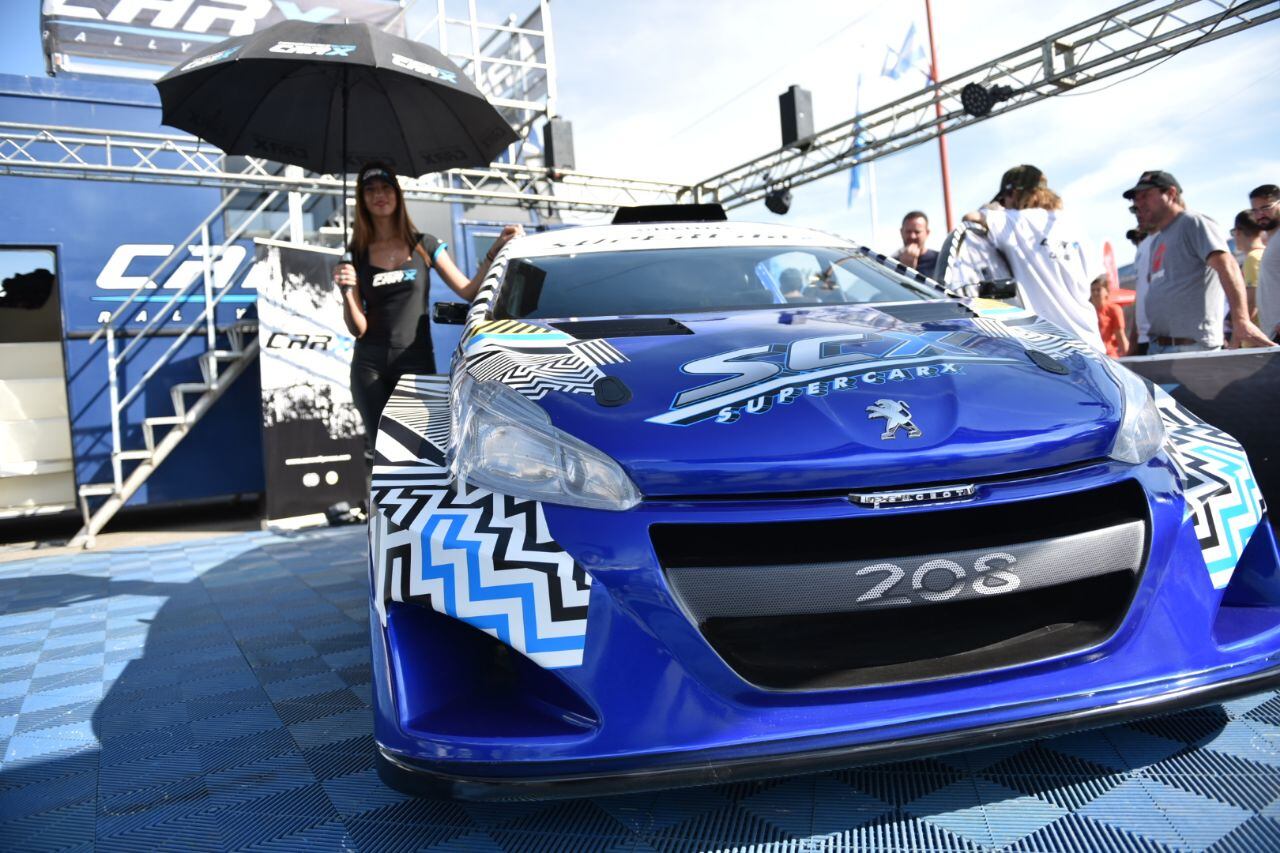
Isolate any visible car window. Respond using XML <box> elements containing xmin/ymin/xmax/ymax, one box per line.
<box><xmin>493</xmin><ymin>245</ymin><xmax>941</xmax><ymax>320</ymax></box>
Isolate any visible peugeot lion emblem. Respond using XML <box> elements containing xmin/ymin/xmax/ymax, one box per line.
<box><xmin>866</xmin><ymin>399</ymin><xmax>922</xmax><ymax>440</ymax></box>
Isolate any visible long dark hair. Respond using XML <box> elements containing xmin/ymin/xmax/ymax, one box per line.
<box><xmin>348</xmin><ymin>161</ymin><xmax>421</xmax><ymax>259</ymax></box>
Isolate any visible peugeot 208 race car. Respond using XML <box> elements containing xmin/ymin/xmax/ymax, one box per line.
<box><xmin>367</xmin><ymin>214</ymin><xmax>1280</xmax><ymax>799</ymax></box>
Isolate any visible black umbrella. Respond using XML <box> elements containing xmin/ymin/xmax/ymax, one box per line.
<box><xmin>156</xmin><ymin>20</ymin><xmax>517</xmax><ymax>246</ymax></box>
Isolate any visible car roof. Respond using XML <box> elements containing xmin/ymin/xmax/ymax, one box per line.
<box><xmin>510</xmin><ymin>220</ymin><xmax>853</xmax><ymax>258</ymax></box>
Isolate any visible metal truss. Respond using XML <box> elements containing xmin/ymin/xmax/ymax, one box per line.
<box><xmin>3</xmin><ymin>2</ymin><xmax>1275</xmax><ymax>214</ymax></box>
<box><xmin>413</xmin><ymin>0</ymin><xmax>560</xmax><ymax>140</ymax></box>
<box><xmin>691</xmin><ymin>0</ymin><xmax>1280</xmax><ymax>209</ymax></box>
<box><xmin>0</xmin><ymin>120</ymin><xmax>686</xmax><ymax>213</ymax></box>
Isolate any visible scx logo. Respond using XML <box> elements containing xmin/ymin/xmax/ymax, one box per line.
<box><xmin>270</xmin><ymin>41</ymin><xmax>356</xmax><ymax>57</ymax></box>
<box><xmin>648</xmin><ymin>330</ymin><xmax>1020</xmax><ymax>426</ymax></box>
<box><xmin>391</xmin><ymin>53</ymin><xmax>458</xmax><ymax>84</ymax></box>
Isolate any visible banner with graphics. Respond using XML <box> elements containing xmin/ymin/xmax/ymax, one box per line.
<box><xmin>42</xmin><ymin>0</ymin><xmax>403</xmax><ymax>72</ymax></box>
<box><xmin>254</xmin><ymin>239</ymin><xmax>363</xmax><ymax>522</ymax></box>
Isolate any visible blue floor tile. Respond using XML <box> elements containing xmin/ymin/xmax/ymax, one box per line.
<box><xmin>2</xmin><ymin>526</ymin><xmax>1280</xmax><ymax>851</ymax></box>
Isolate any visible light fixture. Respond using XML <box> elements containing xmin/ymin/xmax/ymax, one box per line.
<box><xmin>764</xmin><ymin>187</ymin><xmax>792</xmax><ymax>215</ymax></box>
<box><xmin>960</xmin><ymin>82</ymin><xmax>1015</xmax><ymax>118</ymax></box>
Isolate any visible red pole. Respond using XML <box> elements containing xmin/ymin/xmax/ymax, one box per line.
<box><xmin>924</xmin><ymin>0</ymin><xmax>954</xmax><ymax>231</ymax></box>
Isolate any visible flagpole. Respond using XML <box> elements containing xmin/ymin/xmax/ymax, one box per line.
<box><xmin>923</xmin><ymin>0</ymin><xmax>955</xmax><ymax>231</ymax></box>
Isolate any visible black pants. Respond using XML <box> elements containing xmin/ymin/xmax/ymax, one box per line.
<box><xmin>351</xmin><ymin>341</ymin><xmax>435</xmax><ymax>467</ymax></box>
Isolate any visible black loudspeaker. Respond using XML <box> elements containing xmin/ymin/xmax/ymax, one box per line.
<box><xmin>779</xmin><ymin>85</ymin><xmax>813</xmax><ymax>149</ymax></box>
<box><xmin>542</xmin><ymin>117</ymin><xmax>575</xmax><ymax>171</ymax></box>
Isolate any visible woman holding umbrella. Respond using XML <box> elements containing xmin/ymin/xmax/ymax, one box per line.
<box><xmin>333</xmin><ymin>162</ymin><xmax>522</xmax><ymax>458</ymax></box>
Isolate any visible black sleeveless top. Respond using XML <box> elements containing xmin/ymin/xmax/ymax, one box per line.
<box><xmin>355</xmin><ymin>232</ymin><xmax>445</xmax><ymax>350</ymax></box>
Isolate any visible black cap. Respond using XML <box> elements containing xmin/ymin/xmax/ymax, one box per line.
<box><xmin>1122</xmin><ymin>170</ymin><xmax>1180</xmax><ymax>200</ymax></box>
<box><xmin>358</xmin><ymin>165</ymin><xmax>395</xmax><ymax>188</ymax></box>
<box><xmin>992</xmin><ymin>164</ymin><xmax>1044</xmax><ymax>203</ymax></box>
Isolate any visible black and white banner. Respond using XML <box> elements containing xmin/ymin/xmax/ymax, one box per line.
<box><xmin>254</xmin><ymin>239</ymin><xmax>363</xmax><ymax>522</ymax></box>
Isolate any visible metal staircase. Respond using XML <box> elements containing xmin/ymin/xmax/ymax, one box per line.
<box><xmin>69</xmin><ymin>188</ymin><xmax>308</xmax><ymax>547</ymax></box>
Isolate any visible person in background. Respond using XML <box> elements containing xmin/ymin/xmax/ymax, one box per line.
<box><xmin>1231</xmin><ymin>210</ymin><xmax>1265</xmax><ymax>324</ymax></box>
<box><xmin>779</xmin><ymin>268</ymin><xmax>807</xmax><ymax>303</ymax></box>
<box><xmin>964</xmin><ymin>164</ymin><xmax>1104</xmax><ymax>351</ymax></box>
<box><xmin>804</xmin><ymin>264</ymin><xmax>845</xmax><ymax>303</ymax></box>
<box><xmin>1249</xmin><ymin>184</ymin><xmax>1280</xmax><ymax>342</ymax></box>
<box><xmin>894</xmin><ymin>211</ymin><xmax>940</xmax><ymax>278</ymax></box>
<box><xmin>1127</xmin><ymin>221</ymin><xmax>1151</xmax><ymax>355</ymax></box>
<box><xmin>332</xmin><ymin>161</ymin><xmax>523</xmax><ymax>465</ymax></box>
<box><xmin>1090</xmin><ymin>274</ymin><xmax>1128</xmax><ymax>358</ymax></box>
<box><xmin>1125</xmin><ymin>170</ymin><xmax>1272</xmax><ymax>351</ymax></box>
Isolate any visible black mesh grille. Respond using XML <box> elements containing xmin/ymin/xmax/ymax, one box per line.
<box><xmin>652</xmin><ymin>480</ymin><xmax>1149</xmax><ymax>690</ymax></box>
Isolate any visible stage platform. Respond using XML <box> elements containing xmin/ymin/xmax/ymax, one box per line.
<box><xmin>3</xmin><ymin>526</ymin><xmax>1280</xmax><ymax>852</ymax></box>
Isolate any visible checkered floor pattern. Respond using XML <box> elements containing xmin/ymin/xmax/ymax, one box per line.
<box><xmin>2</xmin><ymin>527</ymin><xmax>1280</xmax><ymax>852</ymax></box>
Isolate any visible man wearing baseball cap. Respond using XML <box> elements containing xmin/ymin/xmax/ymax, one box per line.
<box><xmin>1125</xmin><ymin>170</ymin><xmax>1273</xmax><ymax>351</ymax></box>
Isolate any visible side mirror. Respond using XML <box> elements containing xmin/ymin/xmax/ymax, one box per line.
<box><xmin>432</xmin><ymin>302</ymin><xmax>469</xmax><ymax>325</ymax></box>
<box><xmin>977</xmin><ymin>278</ymin><xmax>1019</xmax><ymax>301</ymax></box>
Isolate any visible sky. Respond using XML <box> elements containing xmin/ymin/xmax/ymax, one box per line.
<box><xmin>4</xmin><ymin>0</ymin><xmax>1278</xmax><ymax>269</ymax></box>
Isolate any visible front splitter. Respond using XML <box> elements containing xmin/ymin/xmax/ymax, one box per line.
<box><xmin>377</xmin><ymin>661</ymin><xmax>1280</xmax><ymax>801</ymax></box>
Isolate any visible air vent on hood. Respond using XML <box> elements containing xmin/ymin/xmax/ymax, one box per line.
<box><xmin>1026</xmin><ymin>349</ymin><xmax>1071</xmax><ymax>374</ymax></box>
<box><xmin>550</xmin><ymin>318</ymin><xmax>694</xmax><ymax>339</ymax></box>
<box><xmin>875</xmin><ymin>301</ymin><xmax>976</xmax><ymax>323</ymax></box>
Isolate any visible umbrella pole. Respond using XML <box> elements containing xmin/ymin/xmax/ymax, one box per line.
<box><xmin>342</xmin><ymin>68</ymin><xmax>350</xmax><ymax>262</ymax></box>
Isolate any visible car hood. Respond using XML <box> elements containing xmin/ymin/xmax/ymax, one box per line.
<box><xmin>518</xmin><ymin>304</ymin><xmax>1122</xmax><ymax>497</ymax></box>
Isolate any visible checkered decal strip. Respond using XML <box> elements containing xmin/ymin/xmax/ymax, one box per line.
<box><xmin>1156</xmin><ymin>389</ymin><xmax>1266</xmax><ymax>589</ymax></box>
<box><xmin>370</xmin><ymin>373</ymin><xmax>592</xmax><ymax>669</ymax></box>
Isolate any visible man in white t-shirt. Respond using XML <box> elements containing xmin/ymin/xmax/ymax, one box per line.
<box><xmin>964</xmin><ymin>164</ymin><xmax>1104</xmax><ymax>351</ymax></box>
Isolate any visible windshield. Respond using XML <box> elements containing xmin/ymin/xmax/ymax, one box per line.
<box><xmin>493</xmin><ymin>246</ymin><xmax>943</xmax><ymax>320</ymax></box>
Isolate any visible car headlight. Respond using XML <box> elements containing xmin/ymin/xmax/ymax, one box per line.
<box><xmin>1104</xmin><ymin>360</ymin><xmax>1165</xmax><ymax>464</ymax></box>
<box><xmin>450</xmin><ymin>374</ymin><xmax>641</xmax><ymax>511</ymax></box>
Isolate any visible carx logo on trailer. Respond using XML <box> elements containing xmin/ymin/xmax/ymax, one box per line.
<box><xmin>92</xmin><ymin>244</ymin><xmax>255</xmax><ymax>325</ymax></box>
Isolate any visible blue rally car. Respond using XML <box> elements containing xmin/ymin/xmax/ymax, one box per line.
<box><xmin>367</xmin><ymin>213</ymin><xmax>1280</xmax><ymax>799</ymax></box>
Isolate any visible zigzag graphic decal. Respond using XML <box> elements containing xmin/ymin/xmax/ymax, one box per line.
<box><xmin>381</xmin><ymin>374</ymin><xmax>452</xmax><ymax>453</ymax></box>
<box><xmin>1155</xmin><ymin>388</ymin><xmax>1265</xmax><ymax>590</ymax></box>
<box><xmin>969</xmin><ymin>316</ymin><xmax>1095</xmax><ymax>361</ymax></box>
<box><xmin>369</xmin><ymin>365</ymin><xmax>594</xmax><ymax>668</ymax></box>
<box><xmin>451</xmin><ymin>261</ymin><xmax>629</xmax><ymax>401</ymax></box>
<box><xmin>462</xmin><ymin>328</ymin><xmax>626</xmax><ymax>400</ymax></box>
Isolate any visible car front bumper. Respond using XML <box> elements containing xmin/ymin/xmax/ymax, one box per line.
<box><xmin>369</xmin><ymin>455</ymin><xmax>1280</xmax><ymax>799</ymax></box>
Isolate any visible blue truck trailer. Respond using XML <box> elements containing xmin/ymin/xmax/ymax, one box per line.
<box><xmin>0</xmin><ymin>72</ymin><xmax>264</xmax><ymax>522</ymax></box>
